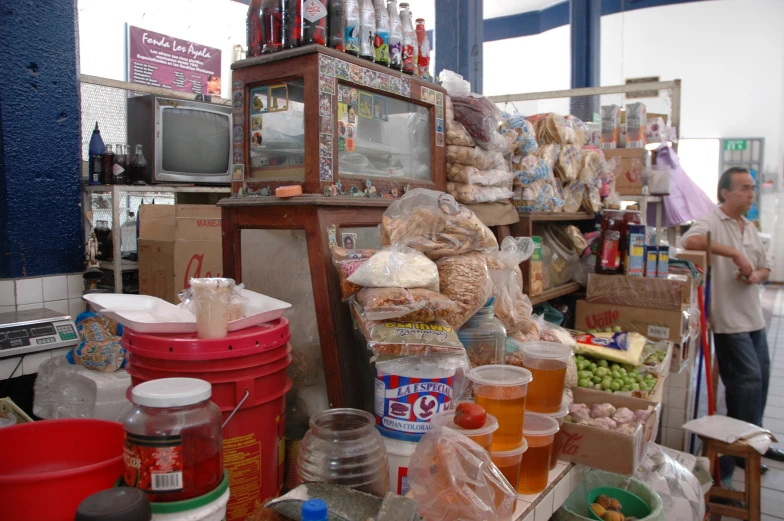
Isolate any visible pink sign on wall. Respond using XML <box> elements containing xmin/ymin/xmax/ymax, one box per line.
<box><xmin>127</xmin><ymin>26</ymin><xmax>222</xmax><ymax>96</ymax></box>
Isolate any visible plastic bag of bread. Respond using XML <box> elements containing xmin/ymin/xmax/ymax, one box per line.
<box><xmin>408</xmin><ymin>424</ymin><xmax>517</xmax><ymax>521</ymax></box>
<box><xmin>356</xmin><ymin>287</ymin><xmax>458</xmax><ymax>322</ymax></box>
<box><xmin>331</xmin><ymin>247</ymin><xmax>377</xmax><ymax>300</ymax></box>
<box><xmin>514</xmin><ymin>155</ymin><xmax>551</xmax><ymax>185</ymax></box>
<box><xmin>450</xmin><ymin>94</ymin><xmax>503</xmax><ymax>144</ymax></box>
<box><xmin>381</xmin><ymin>188</ymin><xmax>498</xmax><ymax>260</ymax></box>
<box><xmin>445</xmin><ymin>119</ymin><xmax>475</xmax><ymax>147</ymax></box>
<box><xmin>583</xmin><ymin>183</ymin><xmax>602</xmax><ymax>213</ymax></box>
<box><xmin>565</xmin><ymin>225</ymin><xmax>588</xmax><ymax>254</ymax></box>
<box><xmin>535</xmin><ymin>142</ymin><xmax>561</xmax><ymax>170</ymax></box>
<box><xmin>347</xmin><ymin>245</ymin><xmax>439</xmax><ymax>291</ymax></box>
<box><xmin>565</xmin><ymin>115</ymin><xmax>587</xmax><ymax>148</ymax></box>
<box><xmin>447</xmin><ymin>163</ymin><xmax>513</xmax><ymax>186</ymax></box>
<box><xmin>555</xmin><ymin>144</ymin><xmax>581</xmax><ymax>182</ymax></box>
<box><xmin>447</xmin><ymin>182</ymin><xmax>514</xmax><ymax>204</ymax></box>
<box><xmin>437</xmin><ymin>252</ymin><xmax>494</xmax><ymax>329</ymax></box>
<box><xmin>446</xmin><ymin>145</ymin><xmax>504</xmax><ymax>170</ymax></box>
<box><xmin>487</xmin><ymin>237</ymin><xmax>535</xmax><ymax>334</ymax></box>
<box><xmin>578</xmin><ymin>147</ymin><xmax>605</xmax><ymax>184</ymax></box>
<box><xmin>528</xmin><ymin>113</ymin><xmax>576</xmax><ymax>145</ymax></box>
<box><xmin>562</xmin><ymin>181</ymin><xmax>585</xmax><ymax>213</ymax></box>
<box><xmin>501</xmin><ymin>112</ymin><xmax>538</xmax><ymax>156</ymax></box>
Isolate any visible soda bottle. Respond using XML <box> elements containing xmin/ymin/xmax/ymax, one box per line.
<box><xmin>302</xmin><ymin>0</ymin><xmax>328</xmax><ymax>45</ymax></box>
<box><xmin>415</xmin><ymin>17</ymin><xmax>430</xmax><ymax>81</ymax></box>
<box><xmin>285</xmin><ymin>0</ymin><xmax>301</xmax><ymax>48</ymax></box>
<box><xmin>329</xmin><ymin>0</ymin><xmax>345</xmax><ymax>51</ymax></box>
<box><xmin>387</xmin><ymin>0</ymin><xmax>402</xmax><ymax>70</ymax></box>
<box><xmin>247</xmin><ymin>0</ymin><xmax>264</xmax><ymax>57</ymax></box>
<box><xmin>113</xmin><ymin>143</ymin><xmax>127</xmax><ymax>185</ymax></box>
<box><xmin>123</xmin><ymin>145</ymin><xmax>132</xmax><ymax>185</ymax></box>
<box><xmin>88</xmin><ymin>122</ymin><xmax>105</xmax><ymax>185</ymax></box>
<box><xmin>373</xmin><ymin>0</ymin><xmax>390</xmax><ymax>66</ymax></box>
<box><xmin>262</xmin><ymin>0</ymin><xmax>283</xmax><ymax>53</ymax></box>
<box><xmin>344</xmin><ymin>0</ymin><xmax>360</xmax><ymax>55</ymax></box>
<box><xmin>129</xmin><ymin>145</ymin><xmax>148</xmax><ymax>185</ymax></box>
<box><xmin>359</xmin><ymin>0</ymin><xmax>375</xmax><ymax>61</ymax></box>
<box><xmin>399</xmin><ymin>3</ymin><xmax>415</xmax><ymax>75</ymax></box>
<box><xmin>101</xmin><ymin>144</ymin><xmax>114</xmax><ymax>185</ymax></box>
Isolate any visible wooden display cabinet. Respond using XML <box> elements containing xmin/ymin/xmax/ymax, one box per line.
<box><xmin>230</xmin><ymin>45</ymin><xmax>447</xmax><ymax>198</ymax></box>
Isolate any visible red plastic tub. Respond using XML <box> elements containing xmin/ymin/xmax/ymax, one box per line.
<box><xmin>124</xmin><ymin>318</ymin><xmax>292</xmax><ymax>521</ymax></box>
<box><xmin>0</xmin><ymin>418</ymin><xmax>124</xmax><ymax>521</ymax></box>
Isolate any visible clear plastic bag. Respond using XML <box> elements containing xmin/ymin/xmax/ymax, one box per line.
<box><xmin>439</xmin><ymin>70</ymin><xmax>471</xmax><ymax>97</ymax></box>
<box><xmin>562</xmin><ymin>181</ymin><xmax>585</xmax><ymax>213</ymax></box>
<box><xmin>633</xmin><ymin>444</ymin><xmax>705</xmax><ymax>521</ymax></box>
<box><xmin>514</xmin><ymin>155</ymin><xmax>552</xmax><ymax>185</ymax></box>
<box><xmin>555</xmin><ymin>144</ymin><xmax>581</xmax><ymax>182</ymax></box>
<box><xmin>447</xmin><ymin>163</ymin><xmax>513</xmax><ymax>187</ymax></box>
<box><xmin>578</xmin><ymin>147</ymin><xmax>605</xmax><ymax>184</ymax></box>
<box><xmin>437</xmin><ymin>252</ymin><xmax>494</xmax><ymax>329</ymax></box>
<box><xmin>447</xmin><ymin>182</ymin><xmax>514</xmax><ymax>204</ymax></box>
<box><xmin>487</xmin><ymin>237</ymin><xmax>535</xmax><ymax>334</ymax></box>
<box><xmin>66</xmin><ymin>311</ymin><xmax>126</xmax><ymax>372</ymax></box>
<box><xmin>347</xmin><ymin>245</ymin><xmax>440</xmax><ymax>290</ymax></box>
<box><xmin>451</xmin><ymin>94</ymin><xmax>503</xmax><ymax>144</ymax></box>
<box><xmin>446</xmin><ymin>145</ymin><xmax>505</xmax><ymax>170</ymax></box>
<box><xmin>356</xmin><ymin>287</ymin><xmax>458</xmax><ymax>322</ymax></box>
<box><xmin>381</xmin><ymin>188</ymin><xmax>499</xmax><ymax>260</ymax></box>
<box><xmin>446</xmin><ymin>119</ymin><xmax>476</xmax><ymax>147</ymax></box>
<box><xmin>408</xmin><ymin>424</ymin><xmax>518</xmax><ymax>521</ymax></box>
<box><xmin>331</xmin><ymin>246</ymin><xmax>377</xmax><ymax>300</ymax></box>
<box><xmin>535</xmin><ymin>142</ymin><xmax>561</xmax><ymax>169</ymax></box>
<box><xmin>179</xmin><ymin>278</ymin><xmax>247</xmax><ymax>338</ymax></box>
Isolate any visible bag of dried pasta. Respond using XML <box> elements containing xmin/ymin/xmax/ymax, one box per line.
<box><xmin>486</xmin><ymin>237</ymin><xmax>534</xmax><ymax>334</ymax></box>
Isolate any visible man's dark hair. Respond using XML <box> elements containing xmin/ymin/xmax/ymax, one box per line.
<box><xmin>717</xmin><ymin>167</ymin><xmax>749</xmax><ymax>203</ymax></box>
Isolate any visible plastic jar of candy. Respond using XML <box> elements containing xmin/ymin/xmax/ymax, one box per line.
<box><xmin>122</xmin><ymin>378</ymin><xmax>223</xmax><ymax>503</ymax></box>
<box><xmin>458</xmin><ymin>301</ymin><xmax>507</xmax><ymax>368</ymax></box>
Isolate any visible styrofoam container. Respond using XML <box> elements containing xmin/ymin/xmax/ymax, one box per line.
<box><xmin>228</xmin><ymin>289</ymin><xmax>292</xmax><ymax>331</ymax></box>
<box><xmin>381</xmin><ymin>432</ymin><xmax>419</xmax><ymax>496</ymax></box>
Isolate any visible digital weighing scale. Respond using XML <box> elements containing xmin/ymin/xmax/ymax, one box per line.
<box><xmin>0</xmin><ymin>308</ymin><xmax>80</xmax><ymax>359</ymax></box>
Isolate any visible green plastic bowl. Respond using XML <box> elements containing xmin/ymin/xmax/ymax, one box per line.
<box><xmin>587</xmin><ymin>486</ymin><xmax>652</xmax><ymax>520</ymax></box>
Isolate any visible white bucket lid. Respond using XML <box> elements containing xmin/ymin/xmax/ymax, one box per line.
<box><xmin>132</xmin><ymin>378</ymin><xmax>212</xmax><ymax>408</ymax></box>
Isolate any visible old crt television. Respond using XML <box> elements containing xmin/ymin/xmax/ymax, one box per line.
<box><xmin>127</xmin><ymin>95</ymin><xmax>233</xmax><ymax>184</ymax></box>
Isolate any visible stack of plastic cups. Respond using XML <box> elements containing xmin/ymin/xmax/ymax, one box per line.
<box><xmin>543</xmin><ymin>402</ymin><xmax>569</xmax><ymax>470</ymax></box>
<box><xmin>431</xmin><ymin>409</ymin><xmax>499</xmax><ymax>451</ymax></box>
<box><xmin>518</xmin><ymin>413</ymin><xmax>560</xmax><ymax>495</ymax></box>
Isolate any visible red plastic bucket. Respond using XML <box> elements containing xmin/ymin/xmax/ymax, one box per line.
<box><xmin>124</xmin><ymin>318</ymin><xmax>292</xmax><ymax>521</ymax></box>
<box><xmin>0</xmin><ymin>418</ymin><xmax>124</xmax><ymax>521</ymax></box>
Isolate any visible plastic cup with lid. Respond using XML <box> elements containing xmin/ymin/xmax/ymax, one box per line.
<box><xmin>518</xmin><ymin>412</ymin><xmax>560</xmax><ymax>495</ymax></box>
<box><xmin>489</xmin><ymin>438</ymin><xmax>528</xmax><ymax>490</ymax></box>
<box><xmin>189</xmin><ymin>278</ymin><xmax>235</xmax><ymax>339</ymax></box>
<box><xmin>518</xmin><ymin>341</ymin><xmax>573</xmax><ymax>413</ymax></box>
<box><xmin>431</xmin><ymin>407</ymin><xmax>499</xmax><ymax>450</ymax></box>
<box><xmin>467</xmin><ymin>365</ymin><xmax>533</xmax><ymax>451</ymax></box>
<box><xmin>543</xmin><ymin>401</ymin><xmax>569</xmax><ymax>469</ymax></box>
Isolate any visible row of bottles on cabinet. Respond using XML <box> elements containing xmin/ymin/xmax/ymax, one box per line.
<box><xmin>88</xmin><ymin>122</ymin><xmax>148</xmax><ymax>186</ymax></box>
<box><xmin>93</xmin><ymin>212</ymin><xmax>138</xmax><ymax>262</ymax></box>
<box><xmin>247</xmin><ymin>0</ymin><xmax>432</xmax><ymax>80</ymax></box>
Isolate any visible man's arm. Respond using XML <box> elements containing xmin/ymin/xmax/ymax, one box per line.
<box><xmin>681</xmin><ymin>234</ymin><xmax>754</xmax><ymax>276</ymax></box>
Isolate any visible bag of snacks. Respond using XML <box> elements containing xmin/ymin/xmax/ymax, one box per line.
<box><xmin>347</xmin><ymin>245</ymin><xmax>439</xmax><ymax>291</ymax></box>
<box><xmin>501</xmin><ymin>112</ymin><xmax>538</xmax><ymax>156</ymax></box>
<box><xmin>408</xmin><ymin>424</ymin><xmax>518</xmax><ymax>521</ymax></box>
<box><xmin>445</xmin><ymin>119</ymin><xmax>476</xmax><ymax>147</ymax></box>
<box><xmin>437</xmin><ymin>252</ymin><xmax>494</xmax><ymax>329</ymax></box>
<box><xmin>514</xmin><ymin>155</ymin><xmax>552</xmax><ymax>184</ymax></box>
<box><xmin>447</xmin><ymin>182</ymin><xmax>514</xmax><ymax>204</ymax></box>
<box><xmin>565</xmin><ymin>225</ymin><xmax>588</xmax><ymax>254</ymax></box>
<box><xmin>446</xmin><ymin>145</ymin><xmax>505</xmax><ymax>170</ymax></box>
<box><xmin>565</xmin><ymin>115</ymin><xmax>587</xmax><ymax>148</ymax></box>
<box><xmin>331</xmin><ymin>247</ymin><xmax>377</xmax><ymax>300</ymax></box>
<box><xmin>535</xmin><ymin>142</ymin><xmax>561</xmax><ymax>169</ymax></box>
<box><xmin>66</xmin><ymin>311</ymin><xmax>126</xmax><ymax>372</ymax></box>
<box><xmin>578</xmin><ymin>147</ymin><xmax>605</xmax><ymax>184</ymax></box>
<box><xmin>381</xmin><ymin>188</ymin><xmax>498</xmax><ymax>260</ymax></box>
<box><xmin>562</xmin><ymin>181</ymin><xmax>585</xmax><ymax>213</ymax></box>
<box><xmin>356</xmin><ymin>287</ymin><xmax>458</xmax><ymax>322</ymax></box>
<box><xmin>486</xmin><ymin>237</ymin><xmax>535</xmax><ymax>334</ymax></box>
<box><xmin>447</xmin><ymin>163</ymin><xmax>513</xmax><ymax>186</ymax></box>
<box><xmin>450</xmin><ymin>94</ymin><xmax>503</xmax><ymax>144</ymax></box>
<box><xmin>555</xmin><ymin>144</ymin><xmax>581</xmax><ymax>181</ymax></box>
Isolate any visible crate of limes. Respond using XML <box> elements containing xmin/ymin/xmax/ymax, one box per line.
<box><xmin>575</xmin><ymin>355</ymin><xmax>658</xmax><ymax>395</ymax></box>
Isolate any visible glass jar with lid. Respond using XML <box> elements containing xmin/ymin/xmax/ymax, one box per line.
<box><xmin>458</xmin><ymin>300</ymin><xmax>507</xmax><ymax>368</ymax></box>
<box><xmin>122</xmin><ymin>378</ymin><xmax>223</xmax><ymax>503</ymax></box>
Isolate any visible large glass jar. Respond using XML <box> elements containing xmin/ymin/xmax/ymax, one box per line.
<box><xmin>122</xmin><ymin>378</ymin><xmax>223</xmax><ymax>503</ymax></box>
<box><xmin>297</xmin><ymin>408</ymin><xmax>389</xmax><ymax>498</ymax></box>
<box><xmin>458</xmin><ymin>303</ymin><xmax>507</xmax><ymax>368</ymax></box>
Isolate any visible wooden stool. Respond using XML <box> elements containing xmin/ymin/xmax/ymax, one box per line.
<box><xmin>700</xmin><ymin>436</ymin><xmax>761</xmax><ymax>520</ymax></box>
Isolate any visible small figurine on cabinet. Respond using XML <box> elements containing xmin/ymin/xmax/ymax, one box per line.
<box><xmin>364</xmin><ymin>179</ymin><xmax>377</xmax><ymax>198</ymax></box>
<box><xmin>349</xmin><ymin>186</ymin><xmax>362</xmax><ymax>197</ymax></box>
<box><xmin>260</xmin><ymin>186</ymin><xmax>273</xmax><ymax>196</ymax></box>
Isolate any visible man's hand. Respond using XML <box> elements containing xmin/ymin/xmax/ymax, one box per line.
<box><xmin>732</xmin><ymin>250</ymin><xmax>754</xmax><ymax>277</ymax></box>
<box><xmin>739</xmin><ymin>268</ymin><xmax>769</xmax><ymax>285</ymax></box>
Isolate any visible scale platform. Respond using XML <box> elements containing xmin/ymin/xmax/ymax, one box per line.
<box><xmin>0</xmin><ymin>308</ymin><xmax>80</xmax><ymax>359</ymax></box>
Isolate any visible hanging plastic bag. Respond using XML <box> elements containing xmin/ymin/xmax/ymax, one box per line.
<box><xmin>408</xmin><ymin>424</ymin><xmax>518</xmax><ymax>521</ymax></box>
<box><xmin>486</xmin><ymin>237</ymin><xmax>534</xmax><ymax>334</ymax></box>
<box><xmin>439</xmin><ymin>70</ymin><xmax>471</xmax><ymax>97</ymax></box>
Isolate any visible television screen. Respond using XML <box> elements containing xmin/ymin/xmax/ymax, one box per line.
<box><xmin>161</xmin><ymin>108</ymin><xmax>230</xmax><ymax>174</ymax></box>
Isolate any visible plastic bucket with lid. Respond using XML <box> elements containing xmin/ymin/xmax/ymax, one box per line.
<box><xmin>124</xmin><ymin>319</ymin><xmax>292</xmax><ymax>521</ymax></box>
<box><xmin>543</xmin><ymin>402</ymin><xmax>570</xmax><ymax>469</ymax></box>
<box><xmin>519</xmin><ymin>341</ymin><xmax>572</xmax><ymax>413</ymax></box>
<box><xmin>468</xmin><ymin>365</ymin><xmax>532</xmax><ymax>451</ymax></box>
<box><xmin>490</xmin><ymin>439</ymin><xmax>528</xmax><ymax>490</ymax></box>
<box><xmin>518</xmin><ymin>413</ymin><xmax>560</xmax><ymax>495</ymax></box>
<box><xmin>151</xmin><ymin>470</ymin><xmax>230</xmax><ymax>521</ymax></box>
<box><xmin>431</xmin><ymin>408</ymin><xmax>499</xmax><ymax>450</ymax></box>
<box><xmin>0</xmin><ymin>418</ymin><xmax>124</xmax><ymax>521</ymax></box>
<box><xmin>378</xmin><ymin>426</ymin><xmax>421</xmax><ymax>496</ymax></box>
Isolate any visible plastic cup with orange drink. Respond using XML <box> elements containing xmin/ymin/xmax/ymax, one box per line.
<box><xmin>543</xmin><ymin>402</ymin><xmax>569</xmax><ymax>469</ymax></box>
<box><xmin>468</xmin><ymin>365</ymin><xmax>533</xmax><ymax>451</ymax></box>
<box><xmin>518</xmin><ymin>412</ymin><xmax>560</xmax><ymax>495</ymax></box>
<box><xmin>490</xmin><ymin>438</ymin><xmax>528</xmax><ymax>490</ymax></box>
<box><xmin>519</xmin><ymin>341</ymin><xmax>572</xmax><ymax>413</ymax></box>
<box><xmin>431</xmin><ymin>408</ymin><xmax>499</xmax><ymax>450</ymax></box>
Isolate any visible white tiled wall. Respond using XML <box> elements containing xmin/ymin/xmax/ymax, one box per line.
<box><xmin>661</xmin><ymin>339</ymin><xmax>700</xmax><ymax>452</ymax></box>
<box><xmin>0</xmin><ymin>273</ymin><xmax>85</xmax><ymax>318</ymax></box>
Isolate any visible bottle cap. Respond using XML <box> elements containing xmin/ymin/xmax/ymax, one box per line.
<box><xmin>301</xmin><ymin>499</ymin><xmax>328</xmax><ymax>521</ymax></box>
<box><xmin>132</xmin><ymin>378</ymin><xmax>212</xmax><ymax>408</ymax></box>
<box><xmin>75</xmin><ymin>488</ymin><xmax>151</xmax><ymax>521</ymax></box>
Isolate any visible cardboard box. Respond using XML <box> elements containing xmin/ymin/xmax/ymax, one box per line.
<box><xmin>554</xmin><ymin>387</ymin><xmax>661</xmax><ymax>475</ymax></box>
<box><xmin>138</xmin><ymin>205</ymin><xmax>223</xmax><ymax>304</ymax></box>
<box><xmin>575</xmin><ymin>300</ymin><xmax>689</xmax><ymax>343</ymax></box>
<box><xmin>675</xmin><ymin>249</ymin><xmax>708</xmax><ymax>271</ymax></box>
<box><xmin>670</xmin><ymin>337</ymin><xmax>692</xmax><ymax>374</ymax></box>
<box><xmin>586</xmin><ymin>273</ymin><xmax>692</xmax><ymax>311</ymax></box>
<box><xmin>605</xmin><ymin>148</ymin><xmax>647</xmax><ymax>195</ymax></box>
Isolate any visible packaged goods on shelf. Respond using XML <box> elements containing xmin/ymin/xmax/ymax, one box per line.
<box><xmin>445</xmin><ymin>119</ymin><xmax>475</xmax><ymax>147</ymax></box>
<box><xmin>446</xmin><ymin>144</ymin><xmax>505</xmax><ymax>170</ymax></box>
<box><xmin>586</xmin><ymin>273</ymin><xmax>693</xmax><ymax>311</ymax></box>
<box><xmin>572</xmin><ymin>330</ymin><xmax>647</xmax><ymax>366</ymax></box>
<box><xmin>625</xmin><ymin>102</ymin><xmax>647</xmax><ymax>148</ymax></box>
<box><xmin>332</xmin><ymin>247</ymin><xmax>377</xmax><ymax>300</ymax></box>
<box><xmin>447</xmin><ymin>182</ymin><xmax>515</xmax><ymax>204</ymax></box>
<box><xmin>601</xmin><ymin>105</ymin><xmax>621</xmax><ymax>149</ymax></box>
<box><xmin>356</xmin><ymin>287</ymin><xmax>458</xmax><ymax>322</ymax></box>
<box><xmin>575</xmin><ymin>300</ymin><xmax>690</xmax><ymax>344</ymax></box>
<box><xmin>446</xmin><ymin>164</ymin><xmax>513</xmax><ymax>186</ymax></box>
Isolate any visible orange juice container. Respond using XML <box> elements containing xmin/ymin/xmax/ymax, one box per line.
<box><xmin>468</xmin><ymin>365</ymin><xmax>533</xmax><ymax>451</ymax></box>
<box><xmin>490</xmin><ymin>439</ymin><xmax>528</xmax><ymax>490</ymax></box>
<box><xmin>519</xmin><ymin>342</ymin><xmax>572</xmax><ymax>413</ymax></box>
<box><xmin>542</xmin><ymin>402</ymin><xmax>569</xmax><ymax>469</ymax></box>
<box><xmin>518</xmin><ymin>413</ymin><xmax>559</xmax><ymax>495</ymax></box>
<box><xmin>431</xmin><ymin>409</ymin><xmax>499</xmax><ymax>450</ymax></box>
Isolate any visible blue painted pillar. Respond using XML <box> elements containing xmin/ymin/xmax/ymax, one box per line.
<box><xmin>0</xmin><ymin>0</ymin><xmax>83</xmax><ymax>278</ymax></box>
<box><xmin>435</xmin><ymin>0</ymin><xmax>484</xmax><ymax>93</ymax></box>
<box><xmin>570</xmin><ymin>0</ymin><xmax>601</xmax><ymax>120</ymax></box>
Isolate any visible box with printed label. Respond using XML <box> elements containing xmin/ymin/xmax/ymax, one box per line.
<box><xmin>553</xmin><ymin>387</ymin><xmax>661</xmax><ymax>475</ymax></box>
<box><xmin>586</xmin><ymin>273</ymin><xmax>692</xmax><ymax>311</ymax></box>
<box><xmin>575</xmin><ymin>300</ymin><xmax>689</xmax><ymax>343</ymax></box>
<box><xmin>605</xmin><ymin>148</ymin><xmax>648</xmax><ymax>195</ymax></box>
